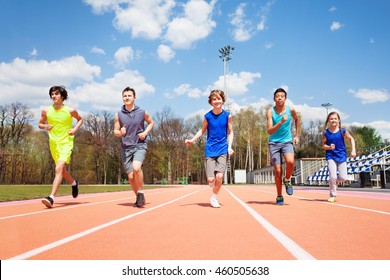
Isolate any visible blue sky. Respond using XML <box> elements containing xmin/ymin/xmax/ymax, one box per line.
<box><xmin>1</xmin><ymin>0</ymin><xmax>389</xmax><ymax>140</ymax></box>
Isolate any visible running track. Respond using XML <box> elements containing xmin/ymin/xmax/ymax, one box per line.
<box><xmin>1</xmin><ymin>185</ymin><xmax>389</xmax><ymax>260</ymax></box>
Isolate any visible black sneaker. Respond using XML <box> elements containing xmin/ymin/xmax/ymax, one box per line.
<box><xmin>133</xmin><ymin>194</ymin><xmax>139</xmax><ymax>207</ymax></box>
<box><xmin>136</xmin><ymin>192</ymin><xmax>145</xmax><ymax>207</ymax></box>
<box><xmin>72</xmin><ymin>180</ymin><xmax>79</xmax><ymax>198</ymax></box>
<box><xmin>41</xmin><ymin>196</ymin><xmax>54</xmax><ymax>208</ymax></box>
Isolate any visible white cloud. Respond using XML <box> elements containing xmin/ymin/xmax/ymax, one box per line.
<box><xmin>330</xmin><ymin>21</ymin><xmax>343</xmax><ymax>31</ymax></box>
<box><xmin>348</xmin><ymin>88</ymin><xmax>390</xmax><ymax>104</ymax></box>
<box><xmin>85</xmin><ymin>0</ymin><xmax>217</xmax><ymax>49</ymax></box>
<box><xmin>256</xmin><ymin>0</ymin><xmax>274</xmax><ymax>31</ymax></box>
<box><xmin>0</xmin><ymin>56</ymin><xmax>101</xmax><ymax>121</ymax></box>
<box><xmin>29</xmin><ymin>48</ymin><xmax>38</xmax><ymax>57</ymax></box>
<box><xmin>114</xmin><ymin>0</ymin><xmax>175</xmax><ymax>39</ymax></box>
<box><xmin>349</xmin><ymin>120</ymin><xmax>390</xmax><ymax>141</ymax></box>
<box><xmin>173</xmin><ymin>83</ymin><xmax>203</xmax><ymax>98</ymax></box>
<box><xmin>157</xmin><ymin>44</ymin><xmax>175</xmax><ymax>62</ymax></box>
<box><xmin>0</xmin><ymin>56</ymin><xmax>100</xmax><ymax>88</ymax></box>
<box><xmin>73</xmin><ymin>69</ymin><xmax>155</xmax><ymax>111</ymax></box>
<box><xmin>85</xmin><ymin>0</ymin><xmax>175</xmax><ymax>39</ymax></box>
<box><xmin>329</xmin><ymin>6</ymin><xmax>337</xmax><ymax>12</ymax></box>
<box><xmin>212</xmin><ymin>71</ymin><xmax>261</xmax><ymax>96</ymax></box>
<box><xmin>230</xmin><ymin>3</ymin><xmax>253</xmax><ymax>42</ymax></box>
<box><xmin>0</xmin><ymin>56</ymin><xmax>155</xmax><ymax>122</ymax></box>
<box><xmin>114</xmin><ymin>46</ymin><xmax>134</xmax><ymax>68</ymax></box>
<box><xmin>229</xmin><ymin>1</ymin><xmax>274</xmax><ymax>41</ymax></box>
<box><xmin>91</xmin><ymin>46</ymin><xmax>106</xmax><ymax>55</ymax></box>
<box><xmin>165</xmin><ymin>0</ymin><xmax>216</xmax><ymax>49</ymax></box>
<box><xmin>82</xmin><ymin>0</ymin><xmax>119</xmax><ymax>14</ymax></box>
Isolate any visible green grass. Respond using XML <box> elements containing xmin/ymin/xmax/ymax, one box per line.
<box><xmin>0</xmin><ymin>184</ymin><xmax>171</xmax><ymax>202</ymax></box>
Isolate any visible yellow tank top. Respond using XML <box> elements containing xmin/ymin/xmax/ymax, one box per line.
<box><xmin>47</xmin><ymin>105</ymin><xmax>73</xmax><ymax>142</ymax></box>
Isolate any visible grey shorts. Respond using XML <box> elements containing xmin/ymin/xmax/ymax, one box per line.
<box><xmin>205</xmin><ymin>154</ymin><xmax>227</xmax><ymax>178</ymax></box>
<box><xmin>268</xmin><ymin>142</ymin><xmax>294</xmax><ymax>166</ymax></box>
<box><xmin>121</xmin><ymin>144</ymin><xmax>147</xmax><ymax>173</ymax></box>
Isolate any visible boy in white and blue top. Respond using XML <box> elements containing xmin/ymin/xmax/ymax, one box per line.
<box><xmin>114</xmin><ymin>87</ymin><xmax>154</xmax><ymax>207</ymax></box>
<box><xmin>185</xmin><ymin>90</ymin><xmax>234</xmax><ymax>208</ymax></box>
<box><xmin>266</xmin><ymin>88</ymin><xmax>300</xmax><ymax>205</ymax></box>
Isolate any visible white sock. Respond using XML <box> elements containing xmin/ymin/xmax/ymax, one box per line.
<box><xmin>49</xmin><ymin>195</ymin><xmax>55</xmax><ymax>199</ymax></box>
<box><xmin>211</xmin><ymin>193</ymin><xmax>218</xmax><ymax>200</ymax></box>
<box><xmin>138</xmin><ymin>190</ymin><xmax>143</xmax><ymax>194</ymax></box>
<box><xmin>71</xmin><ymin>180</ymin><xmax>77</xmax><ymax>186</ymax></box>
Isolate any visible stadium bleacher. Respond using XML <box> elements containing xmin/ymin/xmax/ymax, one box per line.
<box><xmin>306</xmin><ymin>148</ymin><xmax>390</xmax><ymax>187</ymax></box>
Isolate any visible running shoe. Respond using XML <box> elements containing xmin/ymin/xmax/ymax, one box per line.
<box><xmin>136</xmin><ymin>192</ymin><xmax>145</xmax><ymax>207</ymax></box>
<box><xmin>133</xmin><ymin>195</ymin><xmax>139</xmax><ymax>207</ymax></box>
<box><xmin>41</xmin><ymin>196</ymin><xmax>54</xmax><ymax>208</ymax></box>
<box><xmin>276</xmin><ymin>195</ymin><xmax>284</xmax><ymax>206</ymax></box>
<box><xmin>327</xmin><ymin>196</ymin><xmax>335</xmax><ymax>203</ymax></box>
<box><xmin>72</xmin><ymin>180</ymin><xmax>79</xmax><ymax>198</ymax></box>
<box><xmin>283</xmin><ymin>178</ymin><xmax>293</xmax><ymax>195</ymax></box>
<box><xmin>210</xmin><ymin>196</ymin><xmax>221</xmax><ymax>208</ymax></box>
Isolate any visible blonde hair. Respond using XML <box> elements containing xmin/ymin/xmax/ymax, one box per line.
<box><xmin>323</xmin><ymin>111</ymin><xmax>343</xmax><ymax>137</ymax></box>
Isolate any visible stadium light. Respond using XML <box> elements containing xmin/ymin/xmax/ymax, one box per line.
<box><xmin>218</xmin><ymin>45</ymin><xmax>234</xmax><ymax>97</ymax></box>
<box><xmin>321</xmin><ymin>102</ymin><xmax>332</xmax><ymax>115</ymax></box>
<box><xmin>218</xmin><ymin>45</ymin><xmax>234</xmax><ymax>184</ymax></box>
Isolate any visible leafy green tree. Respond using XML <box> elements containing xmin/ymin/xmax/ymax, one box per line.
<box><xmin>350</xmin><ymin>125</ymin><xmax>382</xmax><ymax>153</ymax></box>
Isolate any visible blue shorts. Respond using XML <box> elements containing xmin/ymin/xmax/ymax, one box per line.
<box><xmin>121</xmin><ymin>144</ymin><xmax>147</xmax><ymax>173</ymax></box>
<box><xmin>268</xmin><ymin>142</ymin><xmax>294</xmax><ymax>166</ymax></box>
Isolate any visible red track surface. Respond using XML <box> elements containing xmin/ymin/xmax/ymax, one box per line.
<box><xmin>1</xmin><ymin>185</ymin><xmax>389</xmax><ymax>260</ymax></box>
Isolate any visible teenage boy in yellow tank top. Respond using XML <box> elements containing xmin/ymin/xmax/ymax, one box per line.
<box><xmin>38</xmin><ymin>86</ymin><xmax>83</xmax><ymax>208</ymax></box>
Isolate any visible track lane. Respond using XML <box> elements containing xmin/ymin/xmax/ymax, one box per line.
<box><xmin>21</xmin><ymin>186</ymin><xmax>296</xmax><ymax>260</ymax></box>
<box><xmin>225</xmin><ymin>185</ymin><xmax>390</xmax><ymax>260</ymax></box>
<box><xmin>2</xmin><ymin>185</ymin><xmax>389</xmax><ymax>260</ymax></box>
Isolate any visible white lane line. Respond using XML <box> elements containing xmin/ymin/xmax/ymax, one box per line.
<box><xmin>234</xmin><ymin>186</ymin><xmax>390</xmax><ymax>215</ymax></box>
<box><xmin>296</xmin><ymin>196</ymin><xmax>390</xmax><ymax>215</ymax></box>
<box><xmin>0</xmin><ymin>188</ymin><xmax>186</xmax><ymax>220</ymax></box>
<box><xmin>8</xmin><ymin>188</ymin><xmax>204</xmax><ymax>260</ymax></box>
<box><xmin>224</xmin><ymin>187</ymin><xmax>316</xmax><ymax>260</ymax></box>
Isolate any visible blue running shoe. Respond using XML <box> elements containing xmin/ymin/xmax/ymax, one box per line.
<box><xmin>276</xmin><ymin>195</ymin><xmax>284</xmax><ymax>205</ymax></box>
<box><xmin>283</xmin><ymin>178</ymin><xmax>293</xmax><ymax>195</ymax></box>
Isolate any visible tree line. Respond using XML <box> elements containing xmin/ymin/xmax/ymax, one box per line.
<box><xmin>0</xmin><ymin>102</ymin><xmax>386</xmax><ymax>185</ymax></box>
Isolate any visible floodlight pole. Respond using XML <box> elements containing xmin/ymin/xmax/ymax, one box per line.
<box><xmin>218</xmin><ymin>45</ymin><xmax>234</xmax><ymax>184</ymax></box>
<box><xmin>218</xmin><ymin>45</ymin><xmax>234</xmax><ymax>97</ymax></box>
<box><xmin>321</xmin><ymin>102</ymin><xmax>332</xmax><ymax>116</ymax></box>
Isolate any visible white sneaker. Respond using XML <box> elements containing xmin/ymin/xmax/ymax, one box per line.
<box><xmin>210</xmin><ymin>197</ymin><xmax>221</xmax><ymax>208</ymax></box>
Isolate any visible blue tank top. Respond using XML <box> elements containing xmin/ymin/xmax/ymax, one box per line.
<box><xmin>269</xmin><ymin>106</ymin><xmax>292</xmax><ymax>143</ymax></box>
<box><xmin>324</xmin><ymin>128</ymin><xmax>347</xmax><ymax>162</ymax></box>
<box><xmin>118</xmin><ymin>105</ymin><xmax>146</xmax><ymax>148</ymax></box>
<box><xmin>205</xmin><ymin>109</ymin><xmax>230</xmax><ymax>157</ymax></box>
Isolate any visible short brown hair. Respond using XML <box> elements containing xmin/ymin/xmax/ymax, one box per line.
<box><xmin>122</xmin><ymin>87</ymin><xmax>136</xmax><ymax>97</ymax></box>
<box><xmin>208</xmin><ymin>89</ymin><xmax>226</xmax><ymax>105</ymax></box>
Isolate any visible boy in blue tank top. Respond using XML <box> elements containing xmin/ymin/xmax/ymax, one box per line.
<box><xmin>114</xmin><ymin>87</ymin><xmax>154</xmax><ymax>207</ymax></box>
<box><xmin>185</xmin><ymin>89</ymin><xmax>234</xmax><ymax>208</ymax></box>
<box><xmin>266</xmin><ymin>88</ymin><xmax>300</xmax><ymax>205</ymax></box>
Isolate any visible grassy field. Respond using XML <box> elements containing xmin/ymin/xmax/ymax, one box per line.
<box><xmin>0</xmin><ymin>184</ymin><xmax>170</xmax><ymax>202</ymax></box>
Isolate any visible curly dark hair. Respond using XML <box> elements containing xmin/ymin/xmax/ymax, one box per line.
<box><xmin>49</xmin><ymin>86</ymin><xmax>68</xmax><ymax>101</ymax></box>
